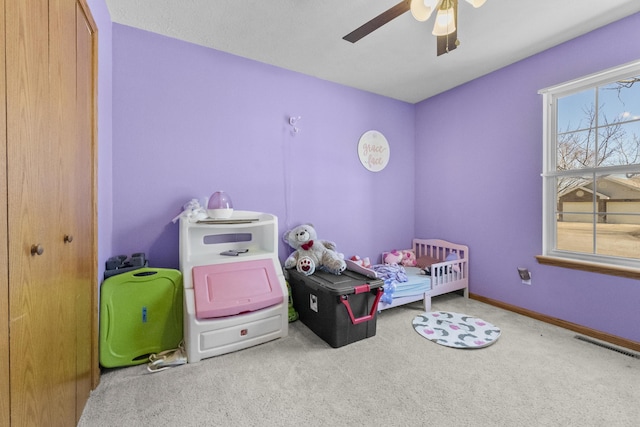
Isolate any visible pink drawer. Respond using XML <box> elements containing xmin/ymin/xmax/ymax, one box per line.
<box><xmin>193</xmin><ymin>259</ymin><xmax>284</xmax><ymax>319</ymax></box>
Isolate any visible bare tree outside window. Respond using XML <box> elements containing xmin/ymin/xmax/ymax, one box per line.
<box><xmin>553</xmin><ymin>76</ymin><xmax>640</xmax><ymax>259</ymax></box>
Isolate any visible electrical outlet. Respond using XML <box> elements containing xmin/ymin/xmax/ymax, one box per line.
<box><xmin>517</xmin><ymin>268</ymin><xmax>532</xmax><ymax>285</ymax></box>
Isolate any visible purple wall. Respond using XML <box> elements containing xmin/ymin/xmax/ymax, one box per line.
<box><xmin>415</xmin><ymin>13</ymin><xmax>640</xmax><ymax>342</ymax></box>
<box><xmin>111</xmin><ymin>12</ymin><xmax>640</xmax><ymax>343</ymax></box>
<box><xmin>112</xmin><ymin>25</ymin><xmax>415</xmax><ymax>270</ymax></box>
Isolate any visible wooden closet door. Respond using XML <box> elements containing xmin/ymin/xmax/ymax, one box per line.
<box><xmin>6</xmin><ymin>0</ymin><xmax>70</xmax><ymax>424</ymax></box>
<box><xmin>6</xmin><ymin>0</ymin><xmax>95</xmax><ymax>424</ymax></box>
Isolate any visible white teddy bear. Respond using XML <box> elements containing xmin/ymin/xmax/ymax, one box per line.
<box><xmin>283</xmin><ymin>224</ymin><xmax>346</xmax><ymax>276</ymax></box>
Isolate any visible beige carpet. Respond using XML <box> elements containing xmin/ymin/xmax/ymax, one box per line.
<box><xmin>79</xmin><ymin>293</ymin><xmax>640</xmax><ymax>426</ymax></box>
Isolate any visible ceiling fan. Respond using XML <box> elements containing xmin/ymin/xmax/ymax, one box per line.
<box><xmin>343</xmin><ymin>0</ymin><xmax>487</xmax><ymax>56</ymax></box>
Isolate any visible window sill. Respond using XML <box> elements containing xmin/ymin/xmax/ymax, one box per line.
<box><xmin>536</xmin><ymin>255</ymin><xmax>640</xmax><ymax>279</ymax></box>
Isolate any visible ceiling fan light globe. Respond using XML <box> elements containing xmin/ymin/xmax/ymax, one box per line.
<box><xmin>432</xmin><ymin>6</ymin><xmax>456</xmax><ymax>36</ymax></box>
<box><xmin>410</xmin><ymin>0</ymin><xmax>441</xmax><ymax>22</ymax></box>
<box><xmin>465</xmin><ymin>0</ymin><xmax>487</xmax><ymax>8</ymax></box>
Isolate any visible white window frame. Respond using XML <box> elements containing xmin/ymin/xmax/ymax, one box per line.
<box><xmin>539</xmin><ymin>59</ymin><xmax>640</xmax><ymax>270</ymax></box>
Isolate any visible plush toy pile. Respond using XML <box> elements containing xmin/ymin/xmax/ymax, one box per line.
<box><xmin>402</xmin><ymin>250</ymin><xmax>417</xmax><ymax>267</ymax></box>
<box><xmin>383</xmin><ymin>249</ymin><xmax>416</xmax><ymax>267</ymax></box>
<box><xmin>349</xmin><ymin>255</ymin><xmax>371</xmax><ymax>269</ymax></box>
<box><xmin>283</xmin><ymin>224</ymin><xmax>346</xmax><ymax>276</ymax></box>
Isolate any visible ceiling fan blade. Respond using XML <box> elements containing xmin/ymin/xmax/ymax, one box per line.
<box><xmin>343</xmin><ymin>0</ymin><xmax>410</xmax><ymax>43</ymax></box>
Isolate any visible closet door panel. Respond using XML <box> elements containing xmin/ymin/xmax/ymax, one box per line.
<box><xmin>1</xmin><ymin>0</ymin><xmax>10</xmax><ymax>425</ymax></box>
<box><xmin>6</xmin><ymin>0</ymin><xmax>58</xmax><ymax>423</ymax></box>
<box><xmin>74</xmin><ymin>1</ymin><xmax>97</xmax><ymax>418</ymax></box>
<box><xmin>50</xmin><ymin>0</ymin><xmax>81</xmax><ymax>421</ymax></box>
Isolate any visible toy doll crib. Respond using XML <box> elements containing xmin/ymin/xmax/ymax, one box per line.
<box><xmin>179</xmin><ymin>211</ymin><xmax>288</xmax><ymax>363</ymax></box>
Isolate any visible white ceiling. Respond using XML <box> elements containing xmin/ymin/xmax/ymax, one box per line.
<box><xmin>105</xmin><ymin>0</ymin><xmax>640</xmax><ymax>104</ymax></box>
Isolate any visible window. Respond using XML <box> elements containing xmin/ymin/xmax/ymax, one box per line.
<box><xmin>539</xmin><ymin>60</ymin><xmax>640</xmax><ymax>270</ymax></box>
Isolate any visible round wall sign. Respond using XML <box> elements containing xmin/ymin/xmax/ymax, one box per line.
<box><xmin>357</xmin><ymin>130</ymin><xmax>390</xmax><ymax>172</ymax></box>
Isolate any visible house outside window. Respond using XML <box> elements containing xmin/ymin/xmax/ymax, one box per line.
<box><xmin>539</xmin><ymin>60</ymin><xmax>640</xmax><ymax>270</ymax></box>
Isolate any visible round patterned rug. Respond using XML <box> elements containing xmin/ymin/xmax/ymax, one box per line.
<box><xmin>412</xmin><ymin>311</ymin><xmax>501</xmax><ymax>349</ymax></box>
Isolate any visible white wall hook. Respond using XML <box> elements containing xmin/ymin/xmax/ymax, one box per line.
<box><xmin>289</xmin><ymin>116</ymin><xmax>301</xmax><ymax>135</ymax></box>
